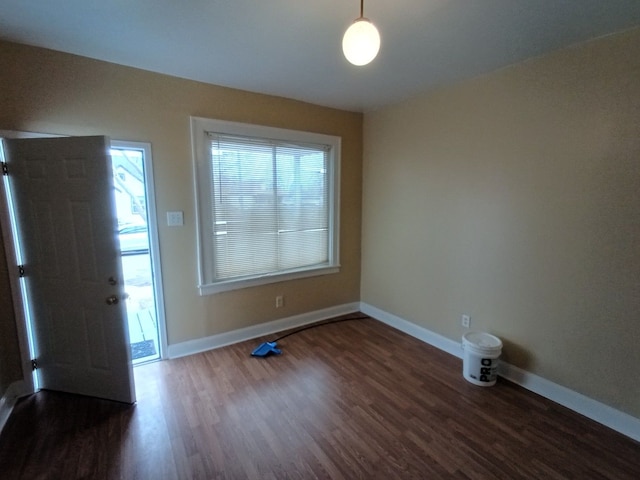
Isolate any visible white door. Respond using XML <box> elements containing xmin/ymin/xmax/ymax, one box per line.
<box><xmin>3</xmin><ymin>136</ymin><xmax>135</xmax><ymax>404</ymax></box>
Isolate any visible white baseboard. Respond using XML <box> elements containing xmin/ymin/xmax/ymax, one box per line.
<box><xmin>360</xmin><ymin>303</ymin><xmax>464</xmax><ymax>359</ymax></box>
<box><xmin>167</xmin><ymin>302</ymin><xmax>361</xmax><ymax>359</ymax></box>
<box><xmin>360</xmin><ymin>302</ymin><xmax>640</xmax><ymax>443</ymax></box>
<box><xmin>498</xmin><ymin>362</ymin><xmax>640</xmax><ymax>443</ymax></box>
<box><xmin>0</xmin><ymin>380</ymin><xmax>29</xmax><ymax>434</ymax></box>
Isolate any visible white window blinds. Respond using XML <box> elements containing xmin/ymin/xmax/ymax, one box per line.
<box><xmin>187</xmin><ymin>112</ymin><xmax>346</xmax><ymax>297</ymax></box>
<box><xmin>208</xmin><ymin>132</ymin><xmax>331</xmax><ymax>281</ymax></box>
<box><xmin>192</xmin><ymin>117</ymin><xmax>341</xmax><ymax>294</ymax></box>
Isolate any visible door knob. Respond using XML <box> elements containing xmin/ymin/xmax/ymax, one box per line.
<box><xmin>106</xmin><ymin>295</ymin><xmax>119</xmax><ymax>305</ymax></box>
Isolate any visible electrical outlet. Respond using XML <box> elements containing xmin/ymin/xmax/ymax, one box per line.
<box><xmin>461</xmin><ymin>314</ymin><xmax>471</xmax><ymax>328</ymax></box>
<box><xmin>275</xmin><ymin>295</ymin><xmax>284</xmax><ymax>308</ymax></box>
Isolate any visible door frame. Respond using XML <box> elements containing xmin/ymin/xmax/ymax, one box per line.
<box><xmin>0</xmin><ymin>130</ymin><xmax>58</xmax><ymax>394</ymax></box>
<box><xmin>112</xmin><ymin>140</ymin><xmax>168</xmax><ymax>360</ymax></box>
<box><xmin>0</xmin><ymin>131</ymin><xmax>167</xmax><ymax>398</ymax></box>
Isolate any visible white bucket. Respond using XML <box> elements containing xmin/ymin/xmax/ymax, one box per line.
<box><xmin>462</xmin><ymin>331</ymin><xmax>502</xmax><ymax>386</ymax></box>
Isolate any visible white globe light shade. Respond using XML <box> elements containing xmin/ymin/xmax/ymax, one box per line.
<box><xmin>342</xmin><ymin>19</ymin><xmax>381</xmax><ymax>66</ymax></box>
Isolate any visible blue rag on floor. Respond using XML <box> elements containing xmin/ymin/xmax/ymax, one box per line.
<box><xmin>251</xmin><ymin>341</ymin><xmax>282</xmax><ymax>357</ymax></box>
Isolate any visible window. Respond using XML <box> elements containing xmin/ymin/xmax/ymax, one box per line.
<box><xmin>191</xmin><ymin>117</ymin><xmax>341</xmax><ymax>295</ymax></box>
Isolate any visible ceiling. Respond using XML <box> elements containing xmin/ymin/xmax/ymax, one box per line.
<box><xmin>2</xmin><ymin>0</ymin><xmax>640</xmax><ymax>112</ymax></box>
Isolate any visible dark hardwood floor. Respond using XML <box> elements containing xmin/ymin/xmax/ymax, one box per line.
<box><xmin>1</xmin><ymin>314</ymin><xmax>639</xmax><ymax>479</ymax></box>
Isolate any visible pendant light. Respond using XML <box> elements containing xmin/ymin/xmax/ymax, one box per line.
<box><xmin>342</xmin><ymin>0</ymin><xmax>381</xmax><ymax>66</ymax></box>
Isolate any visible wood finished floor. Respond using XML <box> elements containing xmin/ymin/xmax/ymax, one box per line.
<box><xmin>1</xmin><ymin>314</ymin><xmax>639</xmax><ymax>479</ymax></box>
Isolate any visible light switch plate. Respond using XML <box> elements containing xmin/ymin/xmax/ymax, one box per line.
<box><xmin>167</xmin><ymin>211</ymin><xmax>184</xmax><ymax>226</ymax></box>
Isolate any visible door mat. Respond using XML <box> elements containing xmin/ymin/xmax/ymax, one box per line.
<box><xmin>131</xmin><ymin>339</ymin><xmax>156</xmax><ymax>360</ymax></box>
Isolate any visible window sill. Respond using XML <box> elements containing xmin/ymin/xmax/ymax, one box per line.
<box><xmin>198</xmin><ymin>265</ymin><xmax>340</xmax><ymax>295</ymax></box>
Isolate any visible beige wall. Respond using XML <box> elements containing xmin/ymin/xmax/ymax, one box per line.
<box><xmin>362</xmin><ymin>28</ymin><xmax>640</xmax><ymax>418</ymax></box>
<box><xmin>0</xmin><ymin>41</ymin><xmax>362</xmax><ymax>350</ymax></box>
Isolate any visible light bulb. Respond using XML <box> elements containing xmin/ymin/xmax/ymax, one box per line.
<box><xmin>342</xmin><ymin>18</ymin><xmax>380</xmax><ymax>66</ymax></box>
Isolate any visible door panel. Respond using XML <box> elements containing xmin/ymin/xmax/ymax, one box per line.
<box><xmin>3</xmin><ymin>136</ymin><xmax>135</xmax><ymax>404</ymax></box>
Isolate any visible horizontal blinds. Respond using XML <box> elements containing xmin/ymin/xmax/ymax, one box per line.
<box><xmin>208</xmin><ymin>132</ymin><xmax>330</xmax><ymax>281</ymax></box>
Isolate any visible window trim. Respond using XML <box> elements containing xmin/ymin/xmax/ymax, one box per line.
<box><xmin>191</xmin><ymin>116</ymin><xmax>341</xmax><ymax>295</ymax></box>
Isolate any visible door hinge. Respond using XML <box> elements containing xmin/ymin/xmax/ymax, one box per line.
<box><xmin>18</xmin><ymin>265</ymin><xmax>25</xmax><ymax>277</ymax></box>
<box><xmin>1</xmin><ymin>162</ymin><xmax>7</xmax><ymax>176</ymax></box>
<box><xmin>31</xmin><ymin>359</ymin><xmax>38</xmax><ymax>371</ymax></box>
